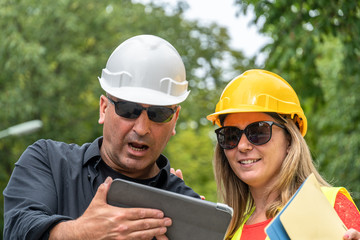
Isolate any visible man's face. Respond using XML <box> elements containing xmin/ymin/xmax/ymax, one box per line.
<box><xmin>98</xmin><ymin>95</ymin><xmax>180</xmax><ymax>179</ymax></box>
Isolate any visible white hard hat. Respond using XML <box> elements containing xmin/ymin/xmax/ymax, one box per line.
<box><xmin>98</xmin><ymin>35</ymin><xmax>190</xmax><ymax>106</ymax></box>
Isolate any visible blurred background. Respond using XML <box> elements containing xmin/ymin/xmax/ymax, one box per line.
<box><xmin>1</xmin><ymin>0</ymin><xmax>359</xmax><ymax>235</ymax></box>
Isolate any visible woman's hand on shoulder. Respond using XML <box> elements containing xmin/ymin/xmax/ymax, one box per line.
<box><xmin>170</xmin><ymin>168</ymin><xmax>183</xmax><ymax>180</ymax></box>
<box><xmin>170</xmin><ymin>168</ymin><xmax>206</xmax><ymax>200</ymax></box>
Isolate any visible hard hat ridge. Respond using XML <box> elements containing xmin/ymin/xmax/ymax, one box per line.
<box><xmin>99</xmin><ymin>35</ymin><xmax>190</xmax><ymax>106</ymax></box>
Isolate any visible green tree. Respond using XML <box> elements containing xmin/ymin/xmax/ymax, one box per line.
<box><xmin>0</xmin><ymin>0</ymin><xmax>247</xmax><ymax>234</ymax></box>
<box><xmin>235</xmin><ymin>0</ymin><xmax>360</xmax><ymax>205</ymax></box>
<box><xmin>164</xmin><ymin>125</ymin><xmax>218</xmax><ymax>202</ymax></box>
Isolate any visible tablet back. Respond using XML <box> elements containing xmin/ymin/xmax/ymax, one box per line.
<box><xmin>107</xmin><ymin>178</ymin><xmax>233</xmax><ymax>240</ymax></box>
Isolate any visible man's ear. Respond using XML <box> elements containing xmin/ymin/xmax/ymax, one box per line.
<box><xmin>171</xmin><ymin>105</ymin><xmax>181</xmax><ymax>136</ymax></box>
<box><xmin>98</xmin><ymin>95</ymin><xmax>108</xmax><ymax>124</ymax></box>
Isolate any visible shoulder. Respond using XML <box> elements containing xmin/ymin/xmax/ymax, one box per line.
<box><xmin>27</xmin><ymin>139</ymin><xmax>83</xmax><ymax>151</ymax></box>
<box><xmin>321</xmin><ymin>186</ymin><xmax>343</xmax><ymax>206</ymax></box>
<box><xmin>17</xmin><ymin>139</ymin><xmax>92</xmax><ymax>167</ymax></box>
<box><xmin>30</xmin><ymin>139</ymin><xmax>90</xmax><ymax>157</ymax></box>
<box><xmin>333</xmin><ymin>189</ymin><xmax>360</xmax><ymax>230</ymax></box>
<box><xmin>321</xmin><ymin>186</ymin><xmax>357</xmax><ymax>208</ymax></box>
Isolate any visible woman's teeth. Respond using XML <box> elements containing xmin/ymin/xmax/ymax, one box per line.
<box><xmin>240</xmin><ymin>159</ymin><xmax>260</xmax><ymax>165</ymax></box>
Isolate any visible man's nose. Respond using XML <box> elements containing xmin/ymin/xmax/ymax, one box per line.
<box><xmin>132</xmin><ymin>110</ymin><xmax>151</xmax><ymax>136</ymax></box>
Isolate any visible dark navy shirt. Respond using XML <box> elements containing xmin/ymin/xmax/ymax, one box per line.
<box><xmin>3</xmin><ymin>137</ymin><xmax>200</xmax><ymax>239</ymax></box>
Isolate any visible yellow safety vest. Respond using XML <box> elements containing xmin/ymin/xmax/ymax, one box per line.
<box><xmin>231</xmin><ymin>187</ymin><xmax>356</xmax><ymax>240</ymax></box>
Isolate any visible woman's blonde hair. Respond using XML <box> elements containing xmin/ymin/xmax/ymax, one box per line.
<box><xmin>213</xmin><ymin>113</ymin><xmax>330</xmax><ymax>239</ymax></box>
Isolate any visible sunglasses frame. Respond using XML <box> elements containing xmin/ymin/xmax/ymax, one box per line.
<box><xmin>106</xmin><ymin>96</ymin><xmax>178</xmax><ymax>123</ymax></box>
<box><xmin>215</xmin><ymin>121</ymin><xmax>286</xmax><ymax>149</ymax></box>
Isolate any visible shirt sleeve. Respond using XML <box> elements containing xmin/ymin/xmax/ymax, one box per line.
<box><xmin>3</xmin><ymin>140</ymin><xmax>72</xmax><ymax>239</ymax></box>
<box><xmin>334</xmin><ymin>192</ymin><xmax>360</xmax><ymax>231</ymax></box>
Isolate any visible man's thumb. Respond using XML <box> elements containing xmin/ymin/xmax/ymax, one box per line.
<box><xmin>95</xmin><ymin>176</ymin><xmax>113</xmax><ymax>203</ymax></box>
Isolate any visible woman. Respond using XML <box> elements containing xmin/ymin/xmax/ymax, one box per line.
<box><xmin>207</xmin><ymin>69</ymin><xmax>360</xmax><ymax>240</ymax></box>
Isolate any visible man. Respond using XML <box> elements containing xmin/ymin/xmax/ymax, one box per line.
<box><xmin>3</xmin><ymin>35</ymin><xmax>200</xmax><ymax>239</ymax></box>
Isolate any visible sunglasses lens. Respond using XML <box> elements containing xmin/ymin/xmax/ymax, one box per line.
<box><xmin>246</xmin><ymin>122</ymin><xmax>272</xmax><ymax>145</ymax></box>
<box><xmin>113</xmin><ymin>99</ymin><xmax>175</xmax><ymax>123</ymax></box>
<box><xmin>216</xmin><ymin>127</ymin><xmax>241</xmax><ymax>149</ymax></box>
<box><xmin>115</xmin><ymin>101</ymin><xmax>142</xmax><ymax>119</ymax></box>
<box><xmin>216</xmin><ymin>122</ymin><xmax>274</xmax><ymax>149</ymax></box>
<box><xmin>147</xmin><ymin>107</ymin><xmax>175</xmax><ymax>123</ymax></box>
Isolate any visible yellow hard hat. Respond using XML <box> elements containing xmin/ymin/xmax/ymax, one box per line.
<box><xmin>207</xmin><ymin>69</ymin><xmax>307</xmax><ymax>136</ymax></box>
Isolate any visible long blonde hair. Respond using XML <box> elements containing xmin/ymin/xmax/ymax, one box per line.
<box><xmin>213</xmin><ymin>114</ymin><xmax>330</xmax><ymax>239</ymax></box>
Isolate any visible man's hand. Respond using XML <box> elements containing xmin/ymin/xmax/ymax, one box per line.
<box><xmin>49</xmin><ymin>177</ymin><xmax>172</xmax><ymax>240</ymax></box>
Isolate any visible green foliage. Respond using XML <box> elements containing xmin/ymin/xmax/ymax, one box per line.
<box><xmin>164</xmin><ymin>125</ymin><xmax>218</xmax><ymax>202</ymax></box>
<box><xmin>235</xmin><ymin>0</ymin><xmax>360</xmax><ymax>206</ymax></box>
<box><xmin>0</xmin><ymin>0</ymin><xmax>247</xmax><ymax>235</ymax></box>
<box><xmin>5</xmin><ymin>0</ymin><xmax>359</xmax><ymax>234</ymax></box>
<box><xmin>313</xmin><ymin>35</ymin><xmax>360</xmax><ymax>203</ymax></box>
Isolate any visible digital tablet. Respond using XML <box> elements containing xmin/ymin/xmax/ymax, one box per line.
<box><xmin>107</xmin><ymin>178</ymin><xmax>233</xmax><ymax>240</ymax></box>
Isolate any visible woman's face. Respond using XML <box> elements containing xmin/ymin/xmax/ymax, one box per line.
<box><xmin>223</xmin><ymin>112</ymin><xmax>289</xmax><ymax>190</ymax></box>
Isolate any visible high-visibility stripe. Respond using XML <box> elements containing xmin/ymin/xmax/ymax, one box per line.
<box><xmin>231</xmin><ymin>187</ymin><xmax>355</xmax><ymax>240</ymax></box>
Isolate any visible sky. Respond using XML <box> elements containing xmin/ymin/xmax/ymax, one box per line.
<box><xmin>133</xmin><ymin>0</ymin><xmax>271</xmax><ymax>63</ymax></box>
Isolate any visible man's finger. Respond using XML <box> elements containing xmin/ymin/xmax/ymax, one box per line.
<box><xmin>126</xmin><ymin>217</ymin><xmax>172</xmax><ymax>231</ymax></box>
<box><xmin>110</xmin><ymin>214</ymin><xmax>171</xmax><ymax>238</ymax></box>
<box><xmin>123</xmin><ymin>207</ymin><xmax>166</xmax><ymax>221</ymax></box>
<box><xmin>94</xmin><ymin>176</ymin><xmax>113</xmax><ymax>203</ymax></box>
<box><xmin>129</xmin><ymin>226</ymin><xmax>168</xmax><ymax>240</ymax></box>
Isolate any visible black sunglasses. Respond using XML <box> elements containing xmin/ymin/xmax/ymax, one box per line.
<box><xmin>215</xmin><ymin>121</ymin><xmax>285</xmax><ymax>149</ymax></box>
<box><xmin>107</xmin><ymin>97</ymin><xmax>178</xmax><ymax>123</ymax></box>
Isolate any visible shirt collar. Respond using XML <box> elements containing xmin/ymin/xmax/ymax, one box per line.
<box><xmin>83</xmin><ymin>137</ymin><xmax>103</xmax><ymax>166</ymax></box>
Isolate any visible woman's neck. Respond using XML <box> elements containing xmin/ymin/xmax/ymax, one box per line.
<box><xmin>246</xmin><ymin>186</ymin><xmax>278</xmax><ymax>224</ymax></box>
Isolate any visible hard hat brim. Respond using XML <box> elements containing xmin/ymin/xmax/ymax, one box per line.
<box><xmin>100</xmin><ymin>77</ymin><xmax>190</xmax><ymax>106</ymax></box>
<box><xmin>207</xmin><ymin>106</ymin><xmax>269</xmax><ymax>126</ymax></box>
